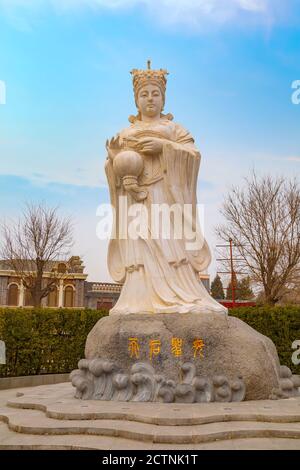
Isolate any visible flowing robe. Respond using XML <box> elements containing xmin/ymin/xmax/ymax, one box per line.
<box><xmin>105</xmin><ymin>118</ymin><xmax>227</xmax><ymax>315</ymax></box>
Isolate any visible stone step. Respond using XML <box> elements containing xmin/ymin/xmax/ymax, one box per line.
<box><xmin>6</xmin><ymin>385</ymin><xmax>300</xmax><ymax>426</ymax></box>
<box><xmin>1</xmin><ymin>384</ymin><xmax>300</xmax><ymax>449</ymax></box>
<box><xmin>1</xmin><ymin>422</ymin><xmax>300</xmax><ymax>450</ymax></box>
<box><xmin>1</xmin><ymin>406</ymin><xmax>300</xmax><ymax>444</ymax></box>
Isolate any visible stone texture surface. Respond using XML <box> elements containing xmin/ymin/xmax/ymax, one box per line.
<box><xmin>0</xmin><ymin>383</ymin><xmax>300</xmax><ymax>449</ymax></box>
<box><xmin>85</xmin><ymin>312</ymin><xmax>285</xmax><ymax>401</ymax></box>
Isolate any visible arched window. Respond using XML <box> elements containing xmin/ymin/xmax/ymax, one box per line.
<box><xmin>64</xmin><ymin>286</ymin><xmax>74</xmax><ymax>308</ymax></box>
<box><xmin>48</xmin><ymin>287</ymin><xmax>58</xmax><ymax>307</ymax></box>
<box><xmin>7</xmin><ymin>284</ymin><xmax>19</xmax><ymax>306</ymax></box>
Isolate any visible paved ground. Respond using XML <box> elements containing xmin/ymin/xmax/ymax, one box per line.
<box><xmin>0</xmin><ymin>383</ymin><xmax>300</xmax><ymax>450</ymax></box>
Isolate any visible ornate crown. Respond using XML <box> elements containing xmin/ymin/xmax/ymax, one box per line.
<box><xmin>130</xmin><ymin>60</ymin><xmax>169</xmax><ymax>104</ymax></box>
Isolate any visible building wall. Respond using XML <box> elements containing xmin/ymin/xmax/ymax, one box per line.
<box><xmin>0</xmin><ymin>275</ymin><xmax>87</xmax><ymax>308</ymax></box>
<box><xmin>75</xmin><ymin>279</ymin><xmax>85</xmax><ymax>307</ymax></box>
<box><xmin>0</xmin><ymin>276</ymin><xmax>8</xmax><ymax>305</ymax></box>
<box><xmin>41</xmin><ymin>279</ymin><xmax>48</xmax><ymax>307</ymax></box>
<box><xmin>84</xmin><ymin>282</ymin><xmax>120</xmax><ymax>310</ymax></box>
<box><xmin>84</xmin><ymin>292</ymin><xmax>119</xmax><ymax>310</ymax></box>
<box><xmin>85</xmin><ymin>294</ymin><xmax>97</xmax><ymax>310</ymax></box>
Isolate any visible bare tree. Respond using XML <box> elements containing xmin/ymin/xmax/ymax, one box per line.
<box><xmin>217</xmin><ymin>173</ymin><xmax>300</xmax><ymax>306</ymax></box>
<box><xmin>1</xmin><ymin>204</ymin><xmax>74</xmax><ymax>308</ymax></box>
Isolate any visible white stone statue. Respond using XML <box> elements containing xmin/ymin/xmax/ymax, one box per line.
<box><xmin>105</xmin><ymin>62</ymin><xmax>227</xmax><ymax>315</ymax></box>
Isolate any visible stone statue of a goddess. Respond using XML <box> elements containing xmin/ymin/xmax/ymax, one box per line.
<box><xmin>105</xmin><ymin>62</ymin><xmax>227</xmax><ymax>315</ymax></box>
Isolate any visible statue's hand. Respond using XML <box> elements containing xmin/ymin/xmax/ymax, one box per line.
<box><xmin>106</xmin><ymin>135</ymin><xmax>122</xmax><ymax>160</ymax></box>
<box><xmin>137</xmin><ymin>137</ymin><xmax>164</xmax><ymax>155</ymax></box>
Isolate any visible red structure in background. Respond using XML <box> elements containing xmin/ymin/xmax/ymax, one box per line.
<box><xmin>219</xmin><ymin>300</ymin><xmax>256</xmax><ymax>309</ymax></box>
<box><xmin>216</xmin><ymin>239</ymin><xmax>254</xmax><ymax>308</ymax></box>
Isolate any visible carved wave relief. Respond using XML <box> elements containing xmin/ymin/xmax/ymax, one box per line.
<box><xmin>70</xmin><ymin>359</ymin><xmax>247</xmax><ymax>403</ymax></box>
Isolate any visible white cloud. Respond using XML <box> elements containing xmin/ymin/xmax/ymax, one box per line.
<box><xmin>286</xmin><ymin>156</ymin><xmax>300</xmax><ymax>162</ymax></box>
<box><xmin>0</xmin><ymin>0</ymin><xmax>293</xmax><ymax>29</ymax></box>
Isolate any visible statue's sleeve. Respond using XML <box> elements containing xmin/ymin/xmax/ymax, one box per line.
<box><xmin>160</xmin><ymin>123</ymin><xmax>211</xmax><ymax>272</ymax></box>
<box><xmin>173</xmin><ymin>122</ymin><xmax>200</xmax><ymax>155</ymax></box>
<box><xmin>105</xmin><ymin>157</ymin><xmax>126</xmax><ymax>284</ymax></box>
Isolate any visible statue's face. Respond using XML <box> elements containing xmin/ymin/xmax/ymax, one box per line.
<box><xmin>137</xmin><ymin>84</ymin><xmax>163</xmax><ymax>118</ymax></box>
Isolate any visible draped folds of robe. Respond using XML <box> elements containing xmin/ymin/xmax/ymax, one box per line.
<box><xmin>105</xmin><ymin>118</ymin><xmax>227</xmax><ymax>315</ymax></box>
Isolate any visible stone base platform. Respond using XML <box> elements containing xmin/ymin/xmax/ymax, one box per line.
<box><xmin>0</xmin><ymin>382</ymin><xmax>300</xmax><ymax>450</ymax></box>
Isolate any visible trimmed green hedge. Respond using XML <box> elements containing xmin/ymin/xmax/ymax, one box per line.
<box><xmin>0</xmin><ymin>308</ymin><xmax>108</xmax><ymax>377</ymax></box>
<box><xmin>0</xmin><ymin>306</ymin><xmax>299</xmax><ymax>377</ymax></box>
<box><xmin>230</xmin><ymin>305</ymin><xmax>300</xmax><ymax>374</ymax></box>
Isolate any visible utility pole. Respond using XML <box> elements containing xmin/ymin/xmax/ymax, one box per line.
<box><xmin>229</xmin><ymin>238</ymin><xmax>235</xmax><ymax>305</ymax></box>
<box><xmin>216</xmin><ymin>239</ymin><xmax>247</xmax><ymax>308</ymax></box>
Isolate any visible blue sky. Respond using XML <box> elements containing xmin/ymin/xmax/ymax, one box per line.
<box><xmin>0</xmin><ymin>0</ymin><xmax>299</xmax><ymax>281</ymax></box>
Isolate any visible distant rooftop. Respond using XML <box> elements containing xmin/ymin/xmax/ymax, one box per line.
<box><xmin>0</xmin><ymin>256</ymin><xmax>86</xmax><ymax>274</ymax></box>
<box><xmin>86</xmin><ymin>282</ymin><xmax>122</xmax><ymax>293</ymax></box>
